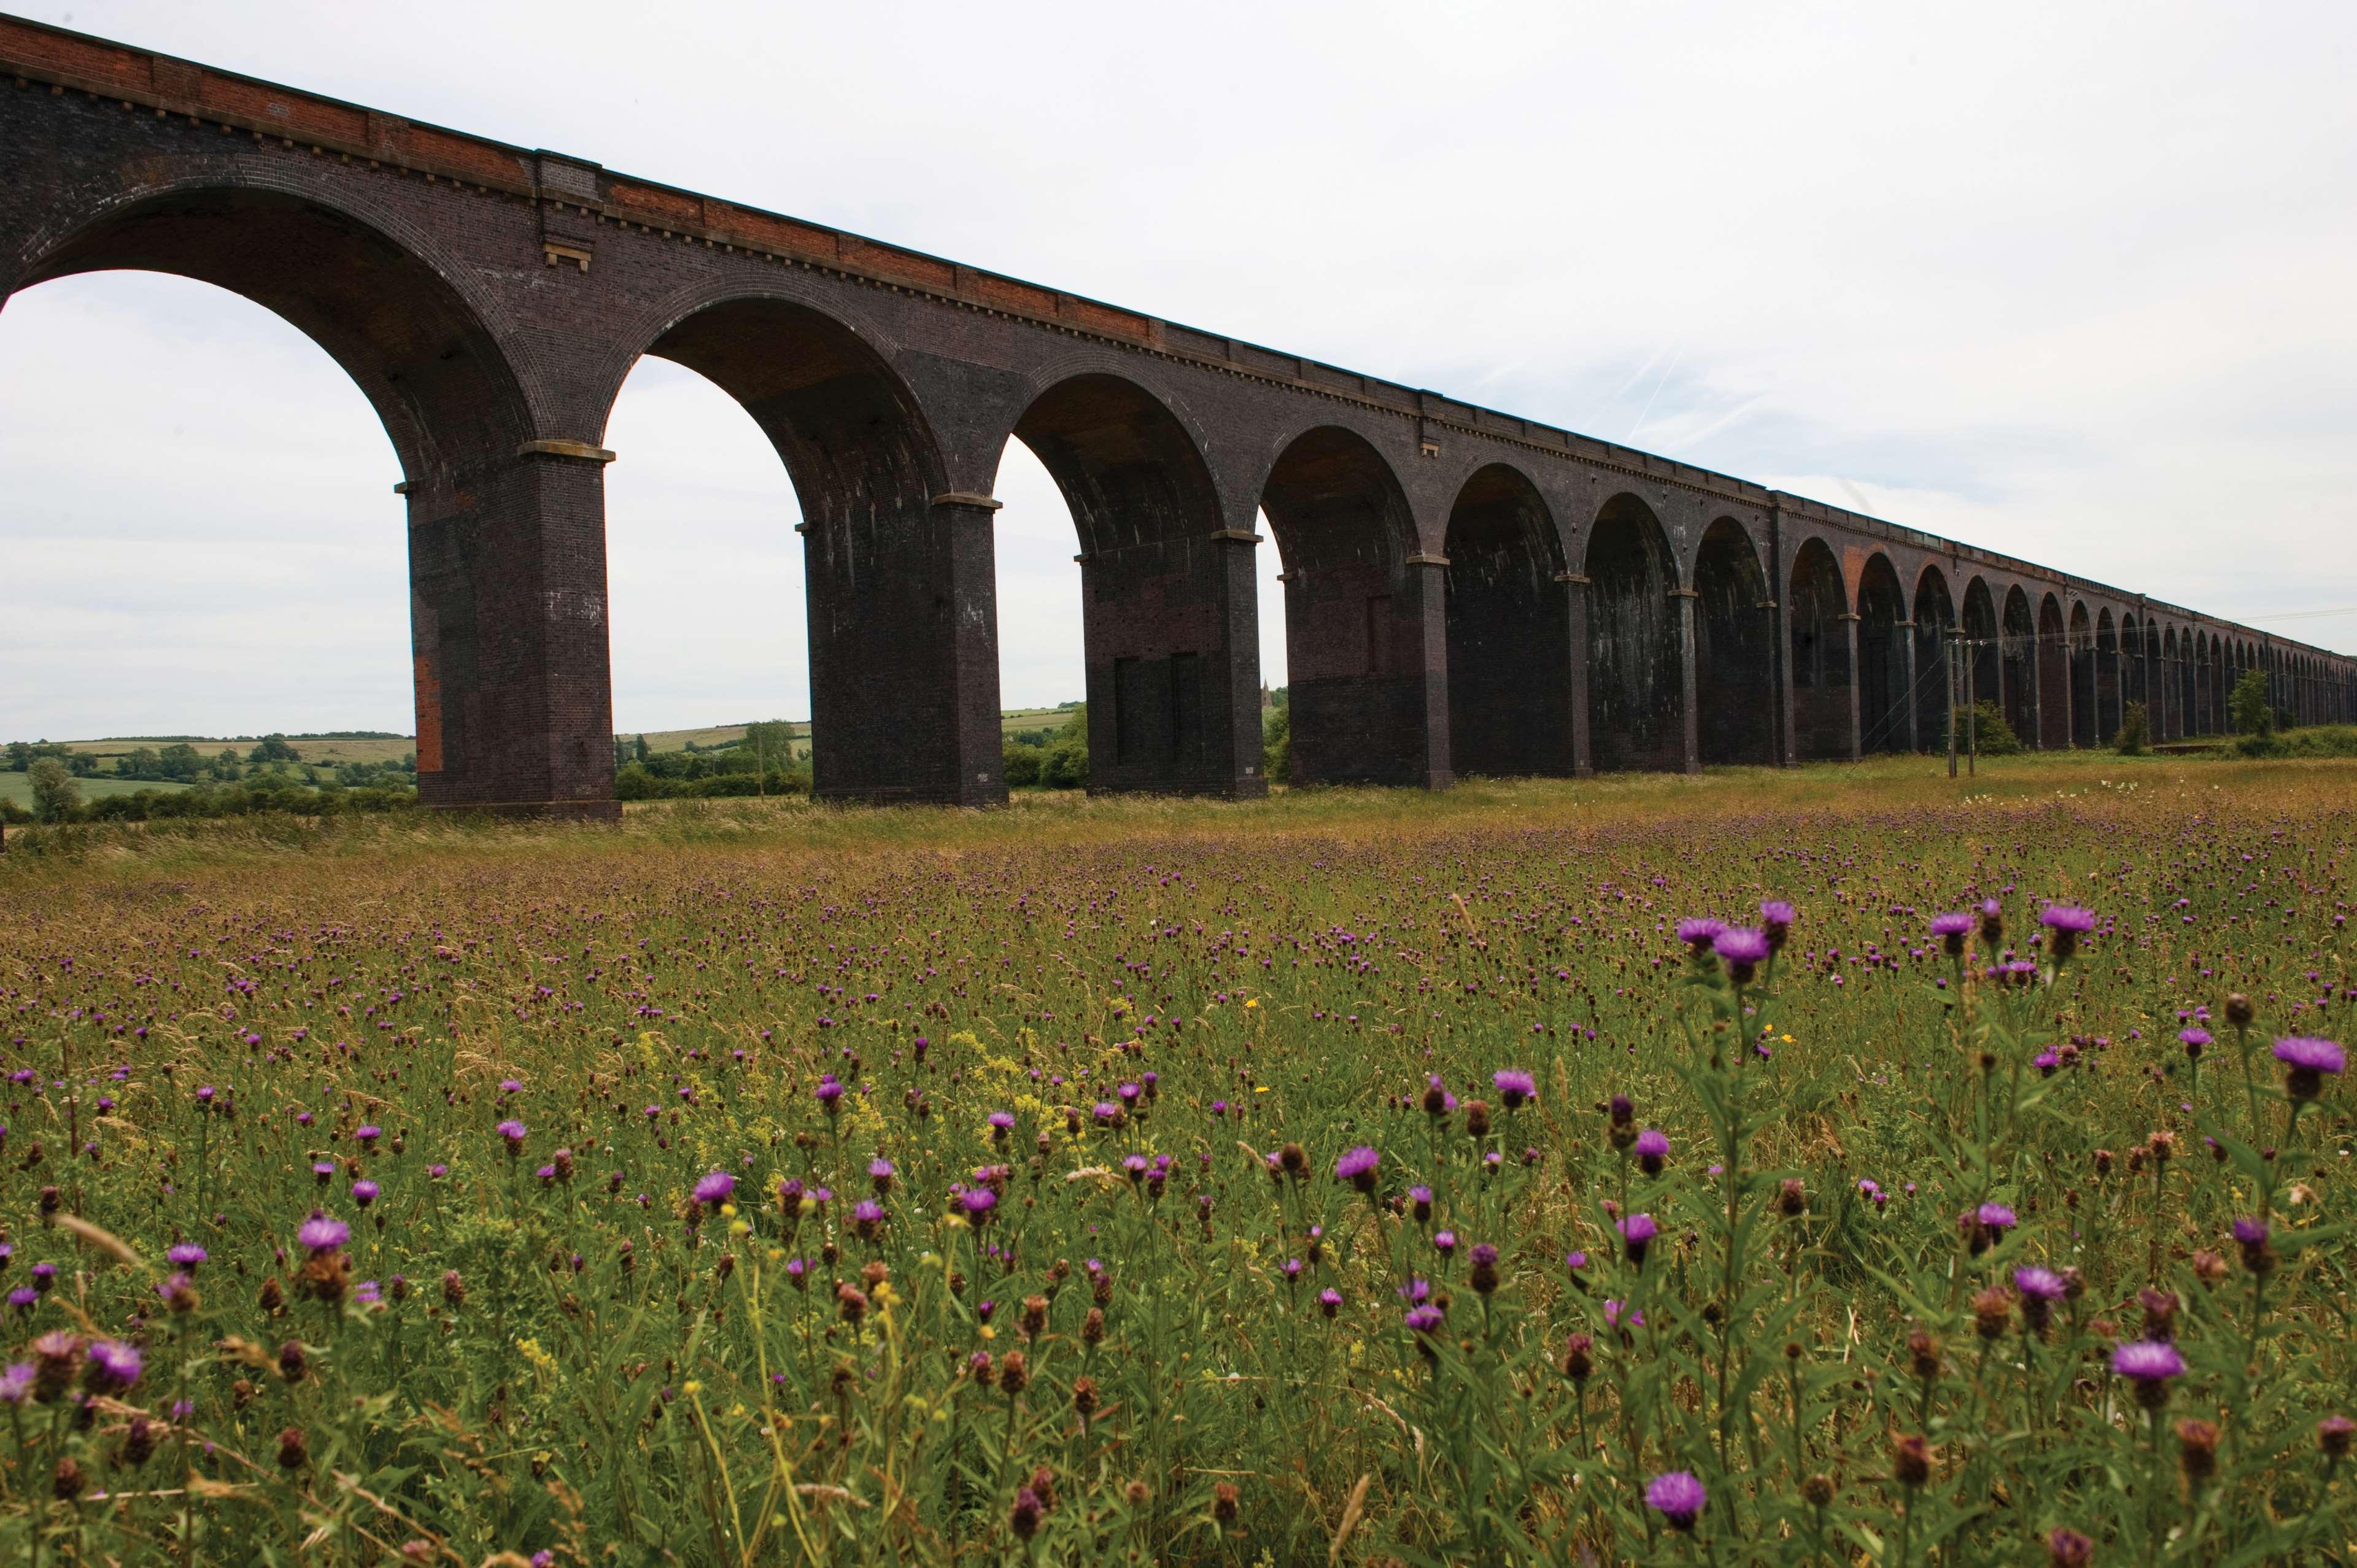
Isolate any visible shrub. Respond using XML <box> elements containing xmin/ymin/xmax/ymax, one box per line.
<box><xmin>1263</xmin><ymin>703</ymin><xmax>1292</xmax><ymax>786</ymax></box>
<box><xmin>1964</xmin><ymin>699</ymin><xmax>2023</xmax><ymax>756</ymax></box>
<box><xmin>27</xmin><ymin>757</ymin><xmax>79</xmax><ymax>822</ymax></box>
<box><xmin>1002</xmin><ymin>742</ymin><xmax>1042</xmax><ymax>787</ymax></box>
<box><xmin>2114</xmin><ymin>700</ymin><xmax>2150</xmax><ymax>755</ymax></box>
<box><xmin>2229</xmin><ymin>669</ymin><xmax>2274</xmax><ymax>738</ymax></box>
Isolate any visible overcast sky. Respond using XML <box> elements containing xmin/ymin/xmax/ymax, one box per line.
<box><xmin>4</xmin><ymin>1</ymin><xmax>2353</xmax><ymax>740</ymax></box>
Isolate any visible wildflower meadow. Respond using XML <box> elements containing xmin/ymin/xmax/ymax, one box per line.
<box><xmin>1</xmin><ymin>756</ymin><xmax>2353</xmax><ymax>1564</ymax></box>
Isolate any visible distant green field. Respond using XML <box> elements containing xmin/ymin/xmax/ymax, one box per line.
<box><xmin>53</xmin><ymin>735</ymin><xmax>415</xmax><ymax>767</ymax></box>
<box><xmin>0</xmin><ymin>772</ymin><xmax>189</xmax><ymax>809</ymax></box>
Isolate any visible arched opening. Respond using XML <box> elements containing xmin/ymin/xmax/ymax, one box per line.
<box><xmin>1913</xmin><ymin>566</ymin><xmax>1957</xmax><ymax>753</ymax></box>
<box><xmin>1788</xmin><ymin>538</ymin><xmax>1852</xmax><ymax>761</ymax></box>
<box><xmin>1008</xmin><ymin>373</ymin><xmax>1254</xmax><ymax>795</ymax></box>
<box><xmin>1692</xmin><ymin>519</ymin><xmax>1775</xmax><ymax>766</ymax></box>
<box><xmin>2038</xmin><ymin>594</ymin><xmax>2069</xmax><ymax>749</ymax></box>
<box><xmin>1443</xmin><ymin>464</ymin><xmax>1570</xmax><ymax>777</ymax></box>
<box><xmin>2146</xmin><ymin>620</ymin><xmax>2168</xmax><ymax>737</ymax></box>
<box><xmin>2093</xmin><ymin>609</ymin><xmax>2118</xmax><ymax>746</ymax></box>
<box><xmin>1585</xmin><ymin>494</ymin><xmax>1686</xmax><ymax>773</ymax></box>
<box><xmin>1856</xmin><ymin>554</ymin><xmax>1910</xmax><ymax>754</ymax></box>
<box><xmin>7</xmin><ymin>183</ymin><xmax>563</xmax><ymax>809</ymax></box>
<box><xmin>1962</xmin><ymin>577</ymin><xmax>2001</xmax><ymax>732</ymax></box>
<box><xmin>601</xmin><ymin>359</ymin><xmax>811</xmax><ymax>767</ymax></box>
<box><xmin>0</xmin><ymin>272</ymin><xmax>404</xmax><ymax>743</ymax></box>
<box><xmin>2161</xmin><ymin>628</ymin><xmax>2183</xmax><ymax>739</ymax></box>
<box><xmin>628</xmin><ymin>296</ymin><xmax>961</xmax><ymax>803</ymax></box>
<box><xmin>1260</xmin><ymin>427</ymin><xmax>1435</xmax><ymax>787</ymax></box>
<box><xmin>2002</xmin><ymin>586</ymin><xmax>2037</xmax><ymax>746</ymax></box>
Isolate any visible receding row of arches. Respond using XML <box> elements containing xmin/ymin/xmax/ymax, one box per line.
<box><xmin>9</xmin><ymin>178</ymin><xmax>2350</xmax><ymax>807</ymax></box>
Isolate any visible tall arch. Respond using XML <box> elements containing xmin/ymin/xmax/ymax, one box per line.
<box><xmin>1584</xmin><ymin>495</ymin><xmax>1686</xmax><ymax>773</ymax></box>
<box><xmin>1856</xmin><ymin>554</ymin><xmax>1910</xmax><ymax>754</ymax></box>
<box><xmin>1913</xmin><ymin>566</ymin><xmax>1958</xmax><ymax>752</ymax></box>
<box><xmin>626</xmin><ymin>295</ymin><xmax>973</xmax><ymax>803</ymax></box>
<box><xmin>1787</xmin><ymin>539</ymin><xmax>1852</xmax><ymax>760</ymax></box>
<box><xmin>2146</xmin><ymin>619</ymin><xmax>2169</xmax><ymax>738</ymax></box>
<box><xmin>2064</xmin><ymin>598</ymin><xmax>2102</xmax><ymax>745</ymax></box>
<box><xmin>2002</xmin><ymin>586</ymin><xmax>2037</xmax><ymax>747</ymax></box>
<box><xmin>2094</xmin><ymin>609</ymin><xmax>2118</xmax><ymax>746</ymax></box>
<box><xmin>1692</xmin><ymin>519</ymin><xmax>1775</xmax><ymax>766</ymax></box>
<box><xmin>2161</xmin><ymin>628</ymin><xmax>2184</xmax><ymax>739</ymax></box>
<box><xmin>1444</xmin><ymin>465</ymin><xmax>1571</xmax><ymax>777</ymax></box>
<box><xmin>4</xmin><ymin>179</ymin><xmax>592</xmax><ymax>811</ymax></box>
<box><xmin>1010</xmin><ymin>373</ymin><xmax>1257</xmax><ymax>796</ymax></box>
<box><xmin>1962</xmin><ymin>577</ymin><xmax>2002</xmax><ymax>736</ymax></box>
<box><xmin>2034</xmin><ymin>593</ymin><xmax>2067</xmax><ymax>749</ymax></box>
<box><xmin>1260</xmin><ymin>427</ymin><xmax>1439</xmax><ymax>787</ymax></box>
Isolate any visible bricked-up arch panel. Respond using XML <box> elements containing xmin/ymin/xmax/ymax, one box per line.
<box><xmin>639</xmin><ymin>296</ymin><xmax>981</xmax><ymax>803</ymax></box>
<box><xmin>1260</xmin><ymin>427</ymin><xmax>1434</xmax><ymax>787</ymax></box>
<box><xmin>1788</xmin><ymin>538</ymin><xmax>1851</xmax><ymax>762</ymax></box>
<box><xmin>1856</xmin><ymin>553</ymin><xmax>1910</xmax><ymax>754</ymax></box>
<box><xmin>1582</xmin><ymin>495</ymin><xmax>1683</xmax><ymax>773</ymax></box>
<box><xmin>1444</xmin><ymin>465</ymin><xmax>1570</xmax><ymax>778</ymax></box>
<box><xmin>2002</xmin><ymin>586</ymin><xmax>2037</xmax><ymax>746</ymax></box>
<box><xmin>1914</xmin><ymin>566</ymin><xmax>1957</xmax><ymax>752</ymax></box>
<box><xmin>6</xmin><ymin>182</ymin><xmax>620</xmax><ymax>813</ymax></box>
<box><xmin>1693</xmin><ymin>519</ymin><xmax>1775</xmax><ymax>766</ymax></box>
<box><xmin>1011</xmin><ymin>373</ymin><xmax>1258</xmax><ymax>796</ymax></box>
<box><xmin>2038</xmin><ymin>594</ymin><xmax>2070</xmax><ymax>749</ymax></box>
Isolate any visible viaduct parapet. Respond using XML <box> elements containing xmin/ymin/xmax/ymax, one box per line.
<box><xmin>4</xmin><ymin>15</ymin><xmax>2350</xmax><ymax>815</ymax></box>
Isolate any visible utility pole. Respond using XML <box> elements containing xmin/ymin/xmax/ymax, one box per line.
<box><xmin>1947</xmin><ymin>637</ymin><xmax>1960</xmax><ymax>779</ymax></box>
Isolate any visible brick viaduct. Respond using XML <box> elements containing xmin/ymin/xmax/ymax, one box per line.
<box><xmin>5</xmin><ymin>17</ymin><xmax>2351</xmax><ymax>817</ymax></box>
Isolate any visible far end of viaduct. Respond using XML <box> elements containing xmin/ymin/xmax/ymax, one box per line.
<box><xmin>4</xmin><ymin>16</ymin><xmax>2350</xmax><ymax>816</ymax></box>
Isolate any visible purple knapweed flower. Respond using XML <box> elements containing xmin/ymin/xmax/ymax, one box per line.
<box><xmin>1633</xmin><ymin>1128</ymin><xmax>1670</xmax><ymax>1175</ymax></box>
<box><xmin>1620</xmin><ymin>1213</ymin><xmax>1658</xmax><ymax>1266</ymax></box>
<box><xmin>1714</xmin><ymin>926</ymin><xmax>1770</xmax><ymax>982</ymax></box>
<box><xmin>297</xmin><ymin>1216</ymin><xmax>349</xmax><ymax>1254</ymax></box>
<box><xmin>2275</xmin><ymin>1037</ymin><xmax>2345</xmax><ymax>1102</ymax></box>
<box><xmin>2111</xmin><ymin>1339</ymin><xmax>2186</xmax><ymax>1406</ymax></box>
<box><xmin>350</xmin><ymin>1180</ymin><xmax>379</xmax><ymax>1208</ymax></box>
<box><xmin>1759</xmin><ymin>900</ymin><xmax>1796</xmax><ymax>949</ymax></box>
<box><xmin>1676</xmin><ymin>917</ymin><xmax>1726</xmax><ymax>954</ymax></box>
<box><xmin>1646</xmin><ymin>1470</ymin><xmax>1707</xmax><ymax>1531</ymax></box>
<box><xmin>694</xmin><ymin>1170</ymin><xmax>736</xmax><ymax>1206</ymax></box>
<box><xmin>0</xmin><ymin>1364</ymin><xmax>30</xmax><ymax>1404</ymax></box>
<box><xmin>1492</xmin><ymin>1070</ymin><xmax>1536</xmax><ymax>1109</ymax></box>
<box><xmin>166</xmin><ymin>1244</ymin><xmax>207</xmax><ymax>1270</ymax></box>
<box><xmin>1334</xmin><ymin>1145</ymin><xmax>1380</xmax><ymax>1193</ymax></box>
<box><xmin>495</xmin><ymin>1119</ymin><xmax>527</xmax><ymax>1153</ymax></box>
<box><xmin>85</xmin><ymin>1340</ymin><xmax>141</xmax><ymax>1392</ymax></box>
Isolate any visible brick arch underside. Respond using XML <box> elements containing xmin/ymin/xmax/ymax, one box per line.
<box><xmin>1261</xmin><ymin>427</ymin><xmax>1433</xmax><ymax>787</ymax></box>
<box><xmin>1693</xmin><ymin>520</ymin><xmax>1774</xmax><ymax>766</ymax></box>
<box><xmin>7</xmin><ymin>182</ymin><xmax>608</xmax><ymax>811</ymax></box>
<box><xmin>1585</xmin><ymin>497</ymin><xmax>1684</xmax><ymax>774</ymax></box>
<box><xmin>1856</xmin><ymin>555</ymin><xmax>1910</xmax><ymax>755</ymax></box>
<box><xmin>2002</xmin><ymin>589</ymin><xmax>2037</xmax><ymax>746</ymax></box>
<box><xmin>1445</xmin><ymin>465</ymin><xmax>1570</xmax><ymax>778</ymax></box>
<box><xmin>1012</xmin><ymin>373</ymin><xmax>1257</xmax><ymax>796</ymax></box>
<box><xmin>640</xmin><ymin>298</ymin><xmax>972</xmax><ymax>802</ymax></box>
<box><xmin>1913</xmin><ymin>570</ymin><xmax>1957</xmax><ymax>752</ymax></box>
<box><xmin>1788</xmin><ymin>540</ymin><xmax>1849</xmax><ymax>762</ymax></box>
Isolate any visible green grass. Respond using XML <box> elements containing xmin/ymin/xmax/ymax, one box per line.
<box><xmin>0</xmin><ymin>770</ymin><xmax>188</xmax><ymax>808</ymax></box>
<box><xmin>1</xmin><ymin>753</ymin><xmax>2353</xmax><ymax>1562</ymax></box>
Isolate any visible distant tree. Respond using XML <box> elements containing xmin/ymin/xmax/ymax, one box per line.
<box><xmin>2229</xmin><ymin>669</ymin><xmax>2275</xmax><ymax>738</ymax></box>
<box><xmin>157</xmin><ymin>743</ymin><xmax>203</xmax><ymax>781</ymax></box>
<box><xmin>212</xmin><ymin>749</ymin><xmax>243</xmax><ymax>782</ymax></box>
<box><xmin>248</xmin><ymin>734</ymin><xmax>301</xmax><ymax>765</ymax></box>
<box><xmin>28</xmin><ymin>757</ymin><xmax>79</xmax><ymax>822</ymax></box>
<box><xmin>1038</xmin><ymin>705</ymin><xmax>1089</xmax><ymax>789</ymax></box>
<box><xmin>634</xmin><ymin>734</ymin><xmax>651</xmax><ymax>763</ymax></box>
<box><xmin>4</xmin><ymin>741</ymin><xmax>31</xmax><ymax>772</ymax></box>
<box><xmin>744</xmin><ymin>721</ymin><xmax>797</xmax><ymax>765</ymax></box>
<box><xmin>1002</xmin><ymin>742</ymin><xmax>1042</xmax><ymax>786</ymax></box>
<box><xmin>1263</xmin><ymin>703</ymin><xmax>1291</xmax><ymax>785</ymax></box>
<box><xmin>64</xmin><ymin>752</ymin><xmax>98</xmax><ymax>778</ymax></box>
<box><xmin>122</xmin><ymin>746</ymin><xmax>163</xmax><ymax>779</ymax></box>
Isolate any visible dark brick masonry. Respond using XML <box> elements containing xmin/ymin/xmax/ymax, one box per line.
<box><xmin>3</xmin><ymin>17</ymin><xmax>2350</xmax><ymax>814</ymax></box>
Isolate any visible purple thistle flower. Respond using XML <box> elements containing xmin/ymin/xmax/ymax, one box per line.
<box><xmin>1433</xmin><ymin>1230</ymin><xmax>1457</xmax><ymax>1256</ymax></box>
<box><xmin>1318</xmin><ymin>1288</ymin><xmax>1342</xmax><ymax>1316</ymax></box>
<box><xmin>350</xmin><ymin>1180</ymin><xmax>379</xmax><ymax>1208</ymax></box>
<box><xmin>0</xmin><ymin>1364</ymin><xmax>29</xmax><ymax>1404</ymax></box>
<box><xmin>1714</xmin><ymin>926</ymin><xmax>1770</xmax><ymax>981</ymax></box>
<box><xmin>1334</xmin><ymin>1145</ymin><xmax>1380</xmax><ymax>1192</ymax></box>
<box><xmin>85</xmin><ymin>1340</ymin><xmax>141</xmax><ymax>1392</ymax></box>
<box><xmin>1976</xmin><ymin>1203</ymin><xmax>2018</xmax><ymax>1232</ymax></box>
<box><xmin>2039</xmin><ymin>904</ymin><xmax>2097</xmax><ymax>962</ymax></box>
<box><xmin>1676</xmin><ymin>917</ymin><xmax>1726</xmax><ymax>953</ymax></box>
<box><xmin>2014</xmin><ymin>1267</ymin><xmax>2067</xmax><ymax>1302</ymax></box>
<box><xmin>2275</xmin><ymin>1036</ymin><xmax>2345</xmax><ymax>1102</ymax></box>
<box><xmin>1646</xmin><ymin>1470</ymin><xmax>1707</xmax><ymax>1531</ymax></box>
<box><xmin>297</xmin><ymin>1216</ymin><xmax>349</xmax><ymax>1254</ymax></box>
<box><xmin>1930</xmin><ymin>911</ymin><xmax>1973</xmax><ymax>955</ymax></box>
<box><xmin>1620</xmin><ymin>1213</ymin><xmax>1658</xmax><ymax>1266</ymax></box>
<box><xmin>960</xmin><ymin>1188</ymin><xmax>997</xmax><ymax>1222</ymax></box>
<box><xmin>987</xmin><ymin>1111</ymin><xmax>1016</xmax><ymax>1137</ymax></box>
<box><xmin>1633</xmin><ymin>1128</ymin><xmax>1670</xmax><ymax>1175</ymax></box>
<box><xmin>1492</xmin><ymin>1070</ymin><xmax>1536</xmax><ymax>1109</ymax></box>
<box><xmin>851</xmin><ymin>1200</ymin><xmax>886</xmax><ymax>1240</ymax></box>
<box><xmin>166</xmin><ymin>1244</ymin><xmax>207</xmax><ymax>1270</ymax></box>
<box><xmin>2112</xmin><ymin>1339</ymin><xmax>2186</xmax><ymax>1388</ymax></box>
<box><xmin>1759</xmin><ymin>900</ymin><xmax>1796</xmax><ymax>949</ymax></box>
<box><xmin>693</xmin><ymin>1170</ymin><xmax>736</xmax><ymax>1206</ymax></box>
<box><xmin>2232</xmin><ymin>1217</ymin><xmax>2270</xmax><ymax>1245</ymax></box>
<box><xmin>495</xmin><ymin>1119</ymin><xmax>527</xmax><ymax>1153</ymax></box>
<box><xmin>1404</xmin><ymin>1304</ymin><xmax>1445</xmax><ymax>1335</ymax></box>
